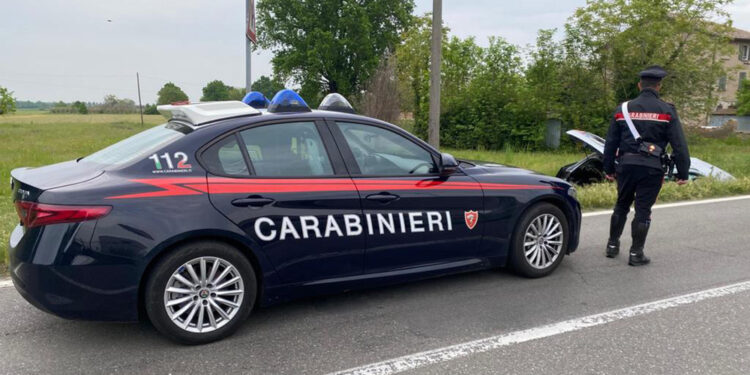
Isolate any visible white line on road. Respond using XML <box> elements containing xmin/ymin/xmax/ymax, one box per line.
<box><xmin>329</xmin><ymin>279</ymin><xmax>750</xmax><ymax>375</ymax></box>
<box><xmin>582</xmin><ymin>194</ymin><xmax>750</xmax><ymax>218</ymax></box>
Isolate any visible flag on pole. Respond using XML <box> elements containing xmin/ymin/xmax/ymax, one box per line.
<box><xmin>246</xmin><ymin>0</ymin><xmax>257</xmax><ymax>44</ymax></box>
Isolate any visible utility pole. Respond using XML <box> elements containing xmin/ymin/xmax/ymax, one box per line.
<box><xmin>136</xmin><ymin>72</ymin><xmax>144</xmax><ymax>125</ymax></box>
<box><xmin>428</xmin><ymin>0</ymin><xmax>442</xmax><ymax>148</ymax></box>
<box><xmin>245</xmin><ymin>0</ymin><xmax>253</xmax><ymax>92</ymax></box>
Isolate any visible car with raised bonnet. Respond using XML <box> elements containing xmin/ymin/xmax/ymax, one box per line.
<box><xmin>558</xmin><ymin>129</ymin><xmax>735</xmax><ymax>185</ymax></box>
<box><xmin>8</xmin><ymin>90</ymin><xmax>581</xmax><ymax>344</ymax></box>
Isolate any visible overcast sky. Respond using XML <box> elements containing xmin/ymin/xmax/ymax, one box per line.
<box><xmin>1</xmin><ymin>0</ymin><xmax>749</xmax><ymax>104</ymax></box>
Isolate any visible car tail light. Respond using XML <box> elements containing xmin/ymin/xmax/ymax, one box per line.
<box><xmin>14</xmin><ymin>201</ymin><xmax>111</xmax><ymax>228</ymax></box>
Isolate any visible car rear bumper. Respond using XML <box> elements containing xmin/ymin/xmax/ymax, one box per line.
<box><xmin>8</xmin><ymin>223</ymin><xmax>141</xmax><ymax>322</ymax></box>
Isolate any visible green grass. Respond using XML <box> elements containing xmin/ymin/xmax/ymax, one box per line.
<box><xmin>447</xmin><ymin>148</ymin><xmax>582</xmax><ymax>177</ymax></box>
<box><xmin>0</xmin><ymin>112</ymin><xmax>748</xmax><ymax>270</ymax></box>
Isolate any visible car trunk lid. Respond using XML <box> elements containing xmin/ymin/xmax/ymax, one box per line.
<box><xmin>10</xmin><ymin>160</ymin><xmax>103</xmax><ymax>202</ymax></box>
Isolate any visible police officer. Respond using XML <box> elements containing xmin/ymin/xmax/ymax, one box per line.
<box><xmin>603</xmin><ymin>65</ymin><xmax>690</xmax><ymax>266</ymax></box>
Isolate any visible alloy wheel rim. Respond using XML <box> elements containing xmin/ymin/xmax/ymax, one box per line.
<box><xmin>523</xmin><ymin>214</ymin><xmax>563</xmax><ymax>270</ymax></box>
<box><xmin>164</xmin><ymin>256</ymin><xmax>244</xmax><ymax>333</ymax></box>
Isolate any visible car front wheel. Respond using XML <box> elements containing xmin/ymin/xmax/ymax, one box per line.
<box><xmin>509</xmin><ymin>203</ymin><xmax>568</xmax><ymax>278</ymax></box>
<box><xmin>145</xmin><ymin>241</ymin><xmax>256</xmax><ymax>344</ymax></box>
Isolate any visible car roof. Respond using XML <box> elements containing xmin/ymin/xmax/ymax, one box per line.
<box><xmin>158</xmin><ymin>100</ymin><xmax>387</xmax><ymax>128</ymax></box>
<box><xmin>176</xmin><ymin>106</ymin><xmax>440</xmax><ymax>157</ymax></box>
<box><xmin>188</xmin><ymin>107</ymin><xmax>400</xmax><ymax>134</ymax></box>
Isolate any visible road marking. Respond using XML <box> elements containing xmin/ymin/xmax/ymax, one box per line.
<box><xmin>329</xmin><ymin>279</ymin><xmax>750</xmax><ymax>375</ymax></box>
<box><xmin>0</xmin><ymin>279</ymin><xmax>13</xmax><ymax>288</ymax></box>
<box><xmin>582</xmin><ymin>194</ymin><xmax>750</xmax><ymax>218</ymax></box>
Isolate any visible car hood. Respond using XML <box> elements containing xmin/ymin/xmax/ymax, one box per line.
<box><xmin>565</xmin><ymin>129</ymin><xmax>735</xmax><ymax>181</ymax></box>
<box><xmin>462</xmin><ymin>159</ymin><xmax>570</xmax><ymax>184</ymax></box>
<box><xmin>566</xmin><ymin>129</ymin><xmax>605</xmax><ymax>155</ymax></box>
<box><xmin>688</xmin><ymin>158</ymin><xmax>734</xmax><ymax>181</ymax></box>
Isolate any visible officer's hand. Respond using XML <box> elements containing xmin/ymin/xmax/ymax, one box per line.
<box><xmin>676</xmin><ymin>179</ymin><xmax>688</xmax><ymax>185</ymax></box>
<box><xmin>605</xmin><ymin>174</ymin><xmax>616</xmax><ymax>182</ymax></box>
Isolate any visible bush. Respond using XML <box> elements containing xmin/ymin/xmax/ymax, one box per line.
<box><xmin>144</xmin><ymin>104</ymin><xmax>159</xmax><ymax>115</ymax></box>
<box><xmin>89</xmin><ymin>95</ymin><xmax>137</xmax><ymax>114</ymax></box>
<box><xmin>0</xmin><ymin>86</ymin><xmax>17</xmax><ymax>115</ymax></box>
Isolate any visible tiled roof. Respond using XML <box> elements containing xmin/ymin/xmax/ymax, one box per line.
<box><xmin>732</xmin><ymin>28</ymin><xmax>750</xmax><ymax>40</ymax></box>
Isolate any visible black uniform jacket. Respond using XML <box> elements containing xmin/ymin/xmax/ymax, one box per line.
<box><xmin>603</xmin><ymin>88</ymin><xmax>690</xmax><ymax>180</ymax></box>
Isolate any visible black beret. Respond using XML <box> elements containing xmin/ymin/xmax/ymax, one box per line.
<box><xmin>639</xmin><ymin>65</ymin><xmax>668</xmax><ymax>80</ymax></box>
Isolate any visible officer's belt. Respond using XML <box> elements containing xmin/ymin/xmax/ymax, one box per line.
<box><xmin>619</xmin><ymin>153</ymin><xmax>663</xmax><ymax>170</ymax></box>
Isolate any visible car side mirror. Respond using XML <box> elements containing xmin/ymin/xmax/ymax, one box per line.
<box><xmin>439</xmin><ymin>153</ymin><xmax>459</xmax><ymax>176</ymax></box>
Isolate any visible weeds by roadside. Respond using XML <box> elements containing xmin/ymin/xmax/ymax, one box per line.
<box><xmin>577</xmin><ymin>177</ymin><xmax>750</xmax><ymax>210</ymax></box>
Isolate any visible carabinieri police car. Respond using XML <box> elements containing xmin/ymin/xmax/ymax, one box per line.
<box><xmin>9</xmin><ymin>90</ymin><xmax>581</xmax><ymax>344</ymax></box>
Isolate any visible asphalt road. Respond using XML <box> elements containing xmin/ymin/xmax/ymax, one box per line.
<box><xmin>0</xmin><ymin>197</ymin><xmax>749</xmax><ymax>375</ymax></box>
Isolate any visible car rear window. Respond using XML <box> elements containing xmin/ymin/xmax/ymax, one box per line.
<box><xmin>81</xmin><ymin>122</ymin><xmax>189</xmax><ymax>168</ymax></box>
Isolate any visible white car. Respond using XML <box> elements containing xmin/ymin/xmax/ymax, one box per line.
<box><xmin>557</xmin><ymin>129</ymin><xmax>735</xmax><ymax>185</ymax></box>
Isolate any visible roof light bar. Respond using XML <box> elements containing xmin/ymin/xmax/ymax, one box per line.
<box><xmin>157</xmin><ymin>101</ymin><xmax>260</xmax><ymax>125</ymax></box>
<box><xmin>267</xmin><ymin>89</ymin><xmax>311</xmax><ymax>113</ymax></box>
<box><xmin>318</xmin><ymin>93</ymin><xmax>355</xmax><ymax>114</ymax></box>
<box><xmin>242</xmin><ymin>91</ymin><xmax>271</xmax><ymax>109</ymax></box>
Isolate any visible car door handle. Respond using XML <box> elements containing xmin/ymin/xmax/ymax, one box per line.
<box><xmin>365</xmin><ymin>193</ymin><xmax>400</xmax><ymax>203</ymax></box>
<box><xmin>231</xmin><ymin>196</ymin><xmax>275</xmax><ymax>207</ymax></box>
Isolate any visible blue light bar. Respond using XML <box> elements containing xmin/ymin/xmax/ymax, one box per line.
<box><xmin>242</xmin><ymin>91</ymin><xmax>270</xmax><ymax>109</ymax></box>
<box><xmin>268</xmin><ymin>89</ymin><xmax>311</xmax><ymax>113</ymax></box>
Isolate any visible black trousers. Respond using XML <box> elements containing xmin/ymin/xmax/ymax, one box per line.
<box><xmin>614</xmin><ymin>164</ymin><xmax>664</xmax><ymax>223</ymax></box>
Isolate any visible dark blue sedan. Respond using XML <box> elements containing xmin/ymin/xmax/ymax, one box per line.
<box><xmin>8</xmin><ymin>90</ymin><xmax>581</xmax><ymax>344</ymax></box>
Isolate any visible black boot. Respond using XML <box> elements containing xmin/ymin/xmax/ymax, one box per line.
<box><xmin>606</xmin><ymin>213</ymin><xmax>627</xmax><ymax>258</ymax></box>
<box><xmin>629</xmin><ymin>221</ymin><xmax>651</xmax><ymax>266</ymax></box>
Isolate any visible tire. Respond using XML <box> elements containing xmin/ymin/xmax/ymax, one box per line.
<box><xmin>145</xmin><ymin>241</ymin><xmax>256</xmax><ymax>344</ymax></box>
<box><xmin>509</xmin><ymin>203</ymin><xmax>569</xmax><ymax>278</ymax></box>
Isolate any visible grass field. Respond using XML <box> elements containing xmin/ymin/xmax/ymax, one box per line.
<box><xmin>0</xmin><ymin>113</ymin><xmax>748</xmax><ymax>269</ymax></box>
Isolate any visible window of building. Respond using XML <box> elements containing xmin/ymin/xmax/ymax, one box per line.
<box><xmin>741</xmin><ymin>45</ymin><xmax>750</xmax><ymax>61</ymax></box>
<box><xmin>718</xmin><ymin>76</ymin><xmax>727</xmax><ymax>92</ymax></box>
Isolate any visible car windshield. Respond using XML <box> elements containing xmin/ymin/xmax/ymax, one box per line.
<box><xmin>81</xmin><ymin>122</ymin><xmax>190</xmax><ymax>168</ymax></box>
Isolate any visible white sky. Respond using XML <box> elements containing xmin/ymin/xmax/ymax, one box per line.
<box><xmin>1</xmin><ymin>0</ymin><xmax>749</xmax><ymax>104</ymax></box>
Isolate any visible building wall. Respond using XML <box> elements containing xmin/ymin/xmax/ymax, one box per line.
<box><xmin>716</xmin><ymin>39</ymin><xmax>750</xmax><ymax>109</ymax></box>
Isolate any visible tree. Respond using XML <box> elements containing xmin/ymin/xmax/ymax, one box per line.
<box><xmin>90</xmin><ymin>95</ymin><xmax>137</xmax><ymax>114</ymax></box>
<box><xmin>157</xmin><ymin>82</ymin><xmax>189</xmax><ymax>105</ymax></box>
<box><xmin>567</xmin><ymin>0</ymin><xmax>734</xmax><ymax>126</ymax></box>
<box><xmin>358</xmin><ymin>55</ymin><xmax>400</xmax><ymax>123</ymax></box>
<box><xmin>251</xmin><ymin>75</ymin><xmax>285</xmax><ymax>99</ymax></box>
<box><xmin>227</xmin><ymin>86</ymin><xmax>246</xmax><ymax>101</ymax></box>
<box><xmin>395</xmin><ymin>15</ymin><xmax>444</xmax><ymax>138</ymax></box>
<box><xmin>256</xmin><ymin>0</ymin><xmax>415</xmax><ymax>102</ymax></box>
<box><xmin>736</xmin><ymin>79</ymin><xmax>750</xmax><ymax>115</ymax></box>
<box><xmin>201</xmin><ymin>80</ymin><xmax>232</xmax><ymax>101</ymax></box>
<box><xmin>72</xmin><ymin>101</ymin><xmax>88</xmax><ymax>114</ymax></box>
<box><xmin>0</xmin><ymin>86</ymin><xmax>17</xmax><ymax>115</ymax></box>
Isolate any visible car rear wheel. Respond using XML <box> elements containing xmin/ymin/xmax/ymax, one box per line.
<box><xmin>509</xmin><ymin>203</ymin><xmax>568</xmax><ymax>278</ymax></box>
<box><xmin>145</xmin><ymin>241</ymin><xmax>256</xmax><ymax>344</ymax></box>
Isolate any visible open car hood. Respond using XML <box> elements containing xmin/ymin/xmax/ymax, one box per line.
<box><xmin>566</xmin><ymin>130</ymin><xmax>605</xmax><ymax>155</ymax></box>
<box><xmin>687</xmin><ymin>158</ymin><xmax>734</xmax><ymax>181</ymax></box>
<box><xmin>564</xmin><ymin>129</ymin><xmax>734</xmax><ymax>181</ymax></box>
